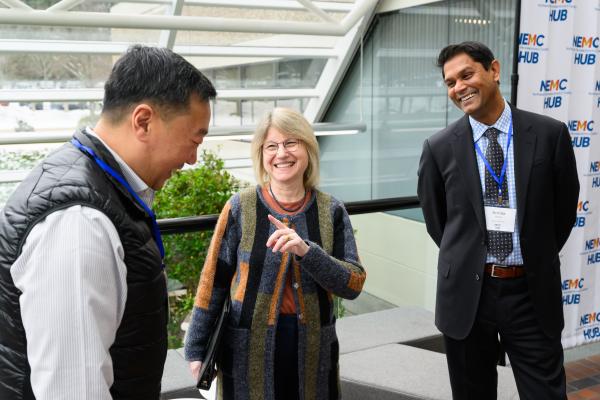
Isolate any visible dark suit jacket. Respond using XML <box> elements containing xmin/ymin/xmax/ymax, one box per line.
<box><xmin>417</xmin><ymin>105</ymin><xmax>579</xmax><ymax>340</ymax></box>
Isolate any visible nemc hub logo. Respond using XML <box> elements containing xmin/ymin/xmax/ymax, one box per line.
<box><xmin>563</xmin><ymin>293</ymin><xmax>581</xmax><ymax>305</ymax></box>
<box><xmin>562</xmin><ymin>278</ymin><xmax>584</xmax><ymax>305</ymax></box>
<box><xmin>574</xmin><ymin>201</ymin><xmax>590</xmax><ymax>227</ymax></box>
<box><xmin>574</xmin><ymin>53</ymin><xmax>596</xmax><ymax>65</ymax></box>
<box><xmin>520</xmin><ymin>33</ymin><xmax>545</xmax><ymax>46</ymax></box>
<box><xmin>549</xmin><ymin>9</ymin><xmax>567</xmax><ymax>21</ymax></box>
<box><xmin>518</xmin><ymin>34</ymin><xmax>545</xmax><ymax>64</ymax></box>
<box><xmin>540</xmin><ymin>79</ymin><xmax>568</xmax><ymax>91</ymax></box>
<box><xmin>580</xmin><ymin>311</ymin><xmax>600</xmax><ymax>327</ymax></box>
<box><xmin>585</xmin><ymin>237</ymin><xmax>600</xmax><ymax>265</ymax></box>
<box><xmin>562</xmin><ymin>278</ymin><xmax>585</xmax><ymax>290</ymax></box>
<box><xmin>567</xmin><ymin>120</ymin><xmax>594</xmax><ymax>132</ymax></box>
<box><xmin>573</xmin><ymin>36</ymin><xmax>600</xmax><ymax>49</ymax></box>
<box><xmin>572</xmin><ymin>136</ymin><xmax>590</xmax><ymax>147</ymax></box>
<box><xmin>581</xmin><ymin>311</ymin><xmax>600</xmax><ymax>340</ymax></box>
<box><xmin>519</xmin><ymin>51</ymin><xmax>539</xmax><ymax>64</ymax></box>
<box><xmin>569</xmin><ymin>121</ymin><xmax>592</xmax><ymax>148</ymax></box>
<box><xmin>572</xmin><ymin>37</ymin><xmax>598</xmax><ymax>65</ymax></box>
<box><xmin>574</xmin><ymin>217</ymin><xmax>586</xmax><ymax>227</ymax></box>
<box><xmin>541</xmin><ymin>79</ymin><xmax>567</xmax><ymax>109</ymax></box>
<box><xmin>585</xmin><ymin>237</ymin><xmax>600</xmax><ymax>251</ymax></box>
<box><xmin>577</xmin><ymin>201</ymin><xmax>590</xmax><ymax>212</ymax></box>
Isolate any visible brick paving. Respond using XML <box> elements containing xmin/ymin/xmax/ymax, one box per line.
<box><xmin>567</xmin><ymin>354</ymin><xmax>600</xmax><ymax>399</ymax></box>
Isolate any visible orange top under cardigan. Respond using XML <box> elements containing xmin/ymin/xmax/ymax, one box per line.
<box><xmin>261</xmin><ymin>185</ymin><xmax>311</xmax><ymax>315</ymax></box>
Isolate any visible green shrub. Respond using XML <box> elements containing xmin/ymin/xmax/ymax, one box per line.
<box><xmin>154</xmin><ymin>149</ymin><xmax>242</xmax><ymax>348</ymax></box>
<box><xmin>0</xmin><ymin>149</ymin><xmax>47</xmax><ymax>170</ymax></box>
<box><xmin>334</xmin><ymin>296</ymin><xmax>345</xmax><ymax>319</ymax></box>
<box><xmin>0</xmin><ymin>150</ymin><xmax>49</xmax><ymax>208</ymax></box>
<box><xmin>167</xmin><ymin>293</ymin><xmax>195</xmax><ymax>349</ymax></box>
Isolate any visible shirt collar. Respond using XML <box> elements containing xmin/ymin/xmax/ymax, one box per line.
<box><xmin>85</xmin><ymin>127</ymin><xmax>155</xmax><ymax>206</ymax></box>
<box><xmin>469</xmin><ymin>99</ymin><xmax>512</xmax><ymax>143</ymax></box>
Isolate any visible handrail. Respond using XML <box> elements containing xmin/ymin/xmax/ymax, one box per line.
<box><xmin>157</xmin><ymin>195</ymin><xmax>420</xmax><ymax>235</ymax></box>
<box><xmin>0</xmin><ymin>122</ymin><xmax>366</xmax><ymax>147</ymax></box>
<box><xmin>344</xmin><ymin>196</ymin><xmax>419</xmax><ymax>215</ymax></box>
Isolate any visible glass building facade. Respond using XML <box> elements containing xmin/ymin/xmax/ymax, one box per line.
<box><xmin>319</xmin><ymin>0</ymin><xmax>517</xmax><ymax>222</ymax></box>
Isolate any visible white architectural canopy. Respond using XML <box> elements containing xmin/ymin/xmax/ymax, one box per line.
<box><xmin>0</xmin><ymin>0</ymin><xmax>376</xmax><ymax>189</ymax></box>
<box><xmin>0</xmin><ymin>0</ymin><xmax>378</xmax><ymax>126</ymax></box>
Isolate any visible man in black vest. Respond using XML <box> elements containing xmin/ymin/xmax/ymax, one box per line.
<box><xmin>0</xmin><ymin>45</ymin><xmax>216</xmax><ymax>400</ymax></box>
<box><xmin>418</xmin><ymin>41</ymin><xmax>579</xmax><ymax>399</ymax></box>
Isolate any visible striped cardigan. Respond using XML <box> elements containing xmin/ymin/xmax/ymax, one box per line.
<box><xmin>185</xmin><ymin>185</ymin><xmax>365</xmax><ymax>400</ymax></box>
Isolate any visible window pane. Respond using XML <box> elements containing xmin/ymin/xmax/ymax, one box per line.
<box><xmin>0</xmin><ymin>54</ymin><xmax>112</xmax><ymax>89</ymax></box>
<box><xmin>243</xmin><ymin>63</ymin><xmax>274</xmax><ymax>88</ymax></box>
<box><xmin>240</xmin><ymin>100</ymin><xmax>275</xmax><ymax>125</ymax></box>
<box><xmin>275</xmin><ymin>98</ymin><xmax>306</xmax><ymax>113</ymax></box>
<box><xmin>214</xmin><ymin>66</ymin><xmax>241</xmax><ymax>89</ymax></box>
<box><xmin>213</xmin><ymin>100</ymin><xmax>241</xmax><ymax>126</ymax></box>
<box><xmin>0</xmin><ymin>101</ymin><xmax>102</xmax><ymax>133</ymax></box>
<box><xmin>277</xmin><ymin>59</ymin><xmax>327</xmax><ymax>88</ymax></box>
<box><xmin>197</xmin><ymin>58</ymin><xmax>327</xmax><ymax>90</ymax></box>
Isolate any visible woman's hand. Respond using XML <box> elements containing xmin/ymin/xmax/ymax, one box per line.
<box><xmin>267</xmin><ymin>214</ymin><xmax>310</xmax><ymax>257</ymax></box>
<box><xmin>189</xmin><ymin>361</ymin><xmax>202</xmax><ymax>381</ymax></box>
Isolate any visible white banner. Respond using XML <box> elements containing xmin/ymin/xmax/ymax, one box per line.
<box><xmin>517</xmin><ymin>0</ymin><xmax>600</xmax><ymax>348</ymax></box>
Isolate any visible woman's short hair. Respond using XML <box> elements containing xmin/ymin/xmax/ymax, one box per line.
<box><xmin>251</xmin><ymin>107</ymin><xmax>320</xmax><ymax>189</ymax></box>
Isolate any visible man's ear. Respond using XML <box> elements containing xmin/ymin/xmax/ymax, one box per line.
<box><xmin>491</xmin><ymin>59</ymin><xmax>501</xmax><ymax>84</ymax></box>
<box><xmin>131</xmin><ymin>104</ymin><xmax>154</xmax><ymax>142</ymax></box>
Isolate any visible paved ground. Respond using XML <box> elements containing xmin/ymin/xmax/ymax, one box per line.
<box><xmin>347</xmin><ymin>293</ymin><xmax>600</xmax><ymax>399</ymax></box>
<box><xmin>567</xmin><ymin>354</ymin><xmax>600</xmax><ymax>399</ymax></box>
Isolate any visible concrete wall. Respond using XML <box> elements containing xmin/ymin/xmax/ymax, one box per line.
<box><xmin>350</xmin><ymin>213</ymin><xmax>438</xmax><ymax>312</ymax></box>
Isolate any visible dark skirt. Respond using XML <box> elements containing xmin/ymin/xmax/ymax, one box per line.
<box><xmin>274</xmin><ymin>314</ymin><xmax>299</xmax><ymax>400</ymax></box>
<box><xmin>219</xmin><ymin>314</ymin><xmax>300</xmax><ymax>400</ymax></box>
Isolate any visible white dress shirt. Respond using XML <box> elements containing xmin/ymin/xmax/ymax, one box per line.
<box><xmin>10</xmin><ymin>128</ymin><xmax>155</xmax><ymax>400</ymax></box>
<box><xmin>469</xmin><ymin>99</ymin><xmax>524</xmax><ymax>265</ymax></box>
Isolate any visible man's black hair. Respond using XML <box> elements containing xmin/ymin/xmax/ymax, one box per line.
<box><xmin>437</xmin><ymin>41</ymin><xmax>496</xmax><ymax>78</ymax></box>
<box><xmin>102</xmin><ymin>45</ymin><xmax>217</xmax><ymax>122</ymax></box>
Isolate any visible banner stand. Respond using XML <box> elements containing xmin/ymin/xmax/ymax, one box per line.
<box><xmin>517</xmin><ymin>0</ymin><xmax>600</xmax><ymax>349</ymax></box>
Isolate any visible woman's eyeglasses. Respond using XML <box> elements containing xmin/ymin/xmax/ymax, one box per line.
<box><xmin>262</xmin><ymin>139</ymin><xmax>300</xmax><ymax>155</ymax></box>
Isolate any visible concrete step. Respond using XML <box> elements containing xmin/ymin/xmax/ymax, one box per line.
<box><xmin>341</xmin><ymin>344</ymin><xmax>519</xmax><ymax>400</ymax></box>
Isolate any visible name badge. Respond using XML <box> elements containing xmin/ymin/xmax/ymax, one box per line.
<box><xmin>484</xmin><ymin>207</ymin><xmax>516</xmax><ymax>233</ymax></box>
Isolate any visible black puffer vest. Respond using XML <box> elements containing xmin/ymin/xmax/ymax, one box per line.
<box><xmin>0</xmin><ymin>130</ymin><xmax>168</xmax><ymax>400</ymax></box>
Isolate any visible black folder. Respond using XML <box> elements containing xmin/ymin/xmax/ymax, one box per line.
<box><xmin>196</xmin><ymin>296</ymin><xmax>231</xmax><ymax>391</ymax></box>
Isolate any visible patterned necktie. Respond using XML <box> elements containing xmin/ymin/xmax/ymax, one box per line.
<box><xmin>484</xmin><ymin>128</ymin><xmax>513</xmax><ymax>261</ymax></box>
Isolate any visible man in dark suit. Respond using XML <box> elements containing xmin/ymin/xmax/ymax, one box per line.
<box><xmin>417</xmin><ymin>41</ymin><xmax>579</xmax><ymax>399</ymax></box>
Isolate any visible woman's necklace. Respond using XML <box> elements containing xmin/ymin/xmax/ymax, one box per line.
<box><xmin>268</xmin><ymin>184</ymin><xmax>306</xmax><ymax>213</ymax></box>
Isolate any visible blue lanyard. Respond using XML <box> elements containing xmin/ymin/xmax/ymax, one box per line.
<box><xmin>474</xmin><ymin>122</ymin><xmax>513</xmax><ymax>201</ymax></box>
<box><xmin>70</xmin><ymin>138</ymin><xmax>165</xmax><ymax>262</ymax></box>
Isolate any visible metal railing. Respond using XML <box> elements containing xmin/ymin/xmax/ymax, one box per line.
<box><xmin>157</xmin><ymin>195</ymin><xmax>420</xmax><ymax>235</ymax></box>
<box><xmin>0</xmin><ymin>122</ymin><xmax>365</xmax><ymax>146</ymax></box>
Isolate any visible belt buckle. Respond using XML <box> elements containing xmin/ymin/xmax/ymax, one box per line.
<box><xmin>490</xmin><ymin>264</ymin><xmax>503</xmax><ymax>278</ymax></box>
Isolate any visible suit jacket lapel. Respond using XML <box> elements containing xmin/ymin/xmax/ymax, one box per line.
<box><xmin>511</xmin><ymin>106</ymin><xmax>536</xmax><ymax>230</ymax></box>
<box><xmin>450</xmin><ymin>116</ymin><xmax>486</xmax><ymax>234</ymax></box>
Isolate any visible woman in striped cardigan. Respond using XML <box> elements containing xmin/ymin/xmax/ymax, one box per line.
<box><xmin>185</xmin><ymin>107</ymin><xmax>366</xmax><ymax>400</ymax></box>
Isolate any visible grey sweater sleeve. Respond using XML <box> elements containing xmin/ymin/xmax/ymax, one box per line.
<box><xmin>298</xmin><ymin>203</ymin><xmax>365</xmax><ymax>300</ymax></box>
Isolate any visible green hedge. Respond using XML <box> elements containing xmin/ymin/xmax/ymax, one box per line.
<box><xmin>0</xmin><ymin>150</ymin><xmax>48</xmax><ymax>208</ymax></box>
<box><xmin>154</xmin><ymin>150</ymin><xmax>242</xmax><ymax>348</ymax></box>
